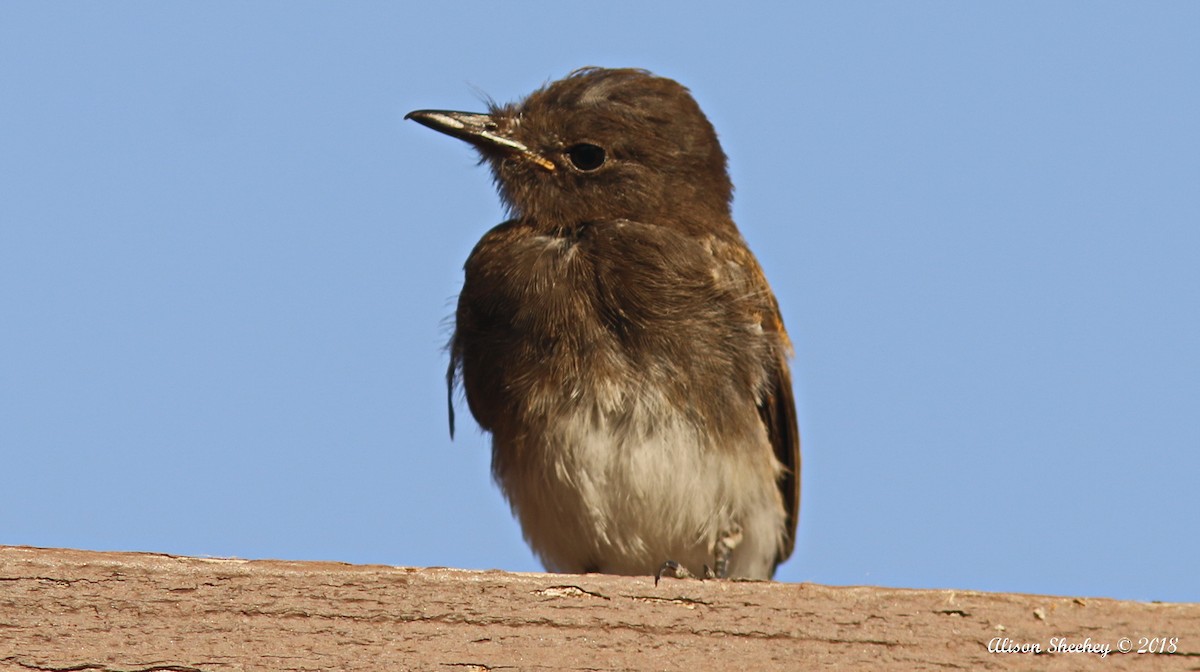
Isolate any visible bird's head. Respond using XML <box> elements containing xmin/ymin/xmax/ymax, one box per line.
<box><xmin>407</xmin><ymin>67</ymin><xmax>735</xmax><ymax>235</ymax></box>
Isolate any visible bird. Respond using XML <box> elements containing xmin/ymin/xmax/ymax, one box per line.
<box><xmin>406</xmin><ymin>67</ymin><xmax>799</xmax><ymax>580</ymax></box>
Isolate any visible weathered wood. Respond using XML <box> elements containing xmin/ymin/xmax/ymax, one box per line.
<box><xmin>0</xmin><ymin>545</ymin><xmax>1196</xmax><ymax>671</ymax></box>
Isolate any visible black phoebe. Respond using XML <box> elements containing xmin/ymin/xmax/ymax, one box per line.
<box><xmin>407</xmin><ymin>67</ymin><xmax>799</xmax><ymax>579</ymax></box>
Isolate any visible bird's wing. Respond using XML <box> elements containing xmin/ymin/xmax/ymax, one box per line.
<box><xmin>716</xmin><ymin>235</ymin><xmax>801</xmax><ymax>567</ymax></box>
<box><xmin>760</xmin><ymin>346</ymin><xmax>800</xmax><ymax>566</ymax></box>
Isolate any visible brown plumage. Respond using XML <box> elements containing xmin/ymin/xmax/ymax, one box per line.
<box><xmin>407</xmin><ymin>67</ymin><xmax>799</xmax><ymax>578</ymax></box>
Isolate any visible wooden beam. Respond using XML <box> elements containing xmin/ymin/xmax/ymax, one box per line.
<box><xmin>1</xmin><ymin>545</ymin><xmax>1196</xmax><ymax>670</ymax></box>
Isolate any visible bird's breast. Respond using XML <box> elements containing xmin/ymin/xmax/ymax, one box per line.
<box><xmin>452</xmin><ymin>218</ymin><xmax>775</xmax><ymax>440</ymax></box>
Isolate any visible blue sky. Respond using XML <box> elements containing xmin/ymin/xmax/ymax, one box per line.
<box><xmin>2</xmin><ymin>3</ymin><xmax>1197</xmax><ymax>603</ymax></box>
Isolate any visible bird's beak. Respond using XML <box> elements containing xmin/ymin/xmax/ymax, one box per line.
<box><xmin>405</xmin><ymin>109</ymin><xmax>556</xmax><ymax>172</ymax></box>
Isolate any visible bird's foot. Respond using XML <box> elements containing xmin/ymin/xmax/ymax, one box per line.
<box><xmin>712</xmin><ymin>525</ymin><xmax>744</xmax><ymax>579</ymax></box>
<box><xmin>653</xmin><ymin>560</ymin><xmax>720</xmax><ymax>586</ymax></box>
<box><xmin>654</xmin><ymin>526</ymin><xmax>745</xmax><ymax>585</ymax></box>
<box><xmin>654</xmin><ymin>560</ymin><xmax>693</xmax><ymax>585</ymax></box>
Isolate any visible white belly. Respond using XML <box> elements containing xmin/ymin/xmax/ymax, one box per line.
<box><xmin>493</xmin><ymin>400</ymin><xmax>786</xmax><ymax>579</ymax></box>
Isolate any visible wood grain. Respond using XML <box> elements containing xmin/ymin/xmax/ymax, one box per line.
<box><xmin>1</xmin><ymin>546</ymin><xmax>1196</xmax><ymax>671</ymax></box>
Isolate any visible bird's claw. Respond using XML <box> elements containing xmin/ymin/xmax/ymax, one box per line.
<box><xmin>654</xmin><ymin>560</ymin><xmax>694</xmax><ymax>585</ymax></box>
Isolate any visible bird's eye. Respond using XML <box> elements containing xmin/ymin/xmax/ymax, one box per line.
<box><xmin>566</xmin><ymin>143</ymin><xmax>606</xmax><ymax>171</ymax></box>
